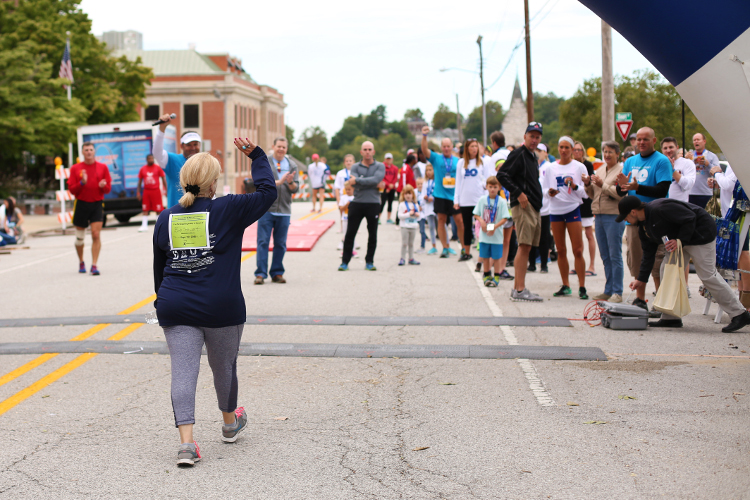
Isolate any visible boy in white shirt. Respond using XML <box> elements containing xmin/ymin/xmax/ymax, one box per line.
<box><xmin>339</xmin><ymin>184</ymin><xmax>356</xmax><ymax>257</ymax></box>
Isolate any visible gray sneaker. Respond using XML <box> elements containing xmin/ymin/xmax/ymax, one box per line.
<box><xmin>177</xmin><ymin>441</ymin><xmax>201</xmax><ymax>466</ymax></box>
<box><xmin>222</xmin><ymin>407</ymin><xmax>247</xmax><ymax>443</ymax></box>
<box><xmin>510</xmin><ymin>288</ymin><xmax>544</xmax><ymax>302</ymax></box>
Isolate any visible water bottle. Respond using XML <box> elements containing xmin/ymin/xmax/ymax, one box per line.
<box><xmin>145</xmin><ymin>310</ymin><xmax>159</xmax><ymax>325</ymax></box>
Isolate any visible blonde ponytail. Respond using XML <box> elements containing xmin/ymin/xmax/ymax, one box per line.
<box><xmin>178</xmin><ymin>153</ymin><xmax>221</xmax><ymax>208</ymax></box>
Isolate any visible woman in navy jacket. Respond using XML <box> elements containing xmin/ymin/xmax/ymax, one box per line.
<box><xmin>152</xmin><ymin>137</ymin><xmax>276</xmax><ymax>465</ymax></box>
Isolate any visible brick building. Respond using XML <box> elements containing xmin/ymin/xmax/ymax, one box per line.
<box><xmin>115</xmin><ymin>48</ymin><xmax>286</xmax><ymax>194</ymax></box>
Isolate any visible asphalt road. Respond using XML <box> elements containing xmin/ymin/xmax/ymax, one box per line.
<box><xmin>0</xmin><ymin>205</ymin><xmax>748</xmax><ymax>499</ymax></box>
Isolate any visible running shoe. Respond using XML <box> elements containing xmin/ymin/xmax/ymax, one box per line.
<box><xmin>475</xmin><ymin>262</ymin><xmax>482</xmax><ymax>273</ymax></box>
<box><xmin>540</xmin><ymin>267</ymin><xmax>549</xmax><ymax>274</ymax></box>
<box><xmin>427</xmin><ymin>248</ymin><xmax>438</xmax><ymax>255</ymax></box>
<box><xmin>592</xmin><ymin>293</ymin><xmax>611</xmax><ymax>301</ymax></box>
<box><xmin>579</xmin><ymin>287</ymin><xmax>589</xmax><ymax>300</ymax></box>
<box><xmin>632</xmin><ymin>297</ymin><xmax>648</xmax><ymax>310</ymax></box>
<box><xmin>440</xmin><ymin>249</ymin><xmax>450</xmax><ymax>258</ymax></box>
<box><xmin>79</xmin><ymin>262</ymin><xmax>86</xmax><ymax>274</ymax></box>
<box><xmin>387</xmin><ymin>219</ymin><xmax>395</xmax><ymax>224</ymax></box>
<box><xmin>447</xmin><ymin>248</ymin><xmax>458</xmax><ymax>255</ymax></box>
<box><xmin>416</xmin><ymin>248</ymin><xmax>425</xmax><ymax>254</ymax></box>
<box><xmin>510</xmin><ymin>288</ymin><xmax>543</xmax><ymax>302</ymax></box>
<box><xmin>177</xmin><ymin>441</ymin><xmax>201</xmax><ymax>466</ymax></box>
<box><xmin>90</xmin><ymin>265</ymin><xmax>100</xmax><ymax>276</ymax></box>
<box><xmin>365</xmin><ymin>263</ymin><xmax>377</xmax><ymax>271</ymax></box>
<box><xmin>553</xmin><ymin>285</ymin><xmax>572</xmax><ymax>297</ymax></box>
<box><xmin>483</xmin><ymin>275</ymin><xmax>494</xmax><ymax>287</ymax></box>
<box><xmin>497</xmin><ymin>270</ymin><xmax>514</xmax><ymax>280</ymax></box>
<box><xmin>609</xmin><ymin>294</ymin><xmax>623</xmax><ymax>303</ymax></box>
<box><xmin>337</xmin><ymin>241</ymin><xmax>344</xmax><ymax>250</ymax></box>
<box><xmin>527</xmin><ymin>265</ymin><xmax>537</xmax><ymax>272</ymax></box>
<box><xmin>408</xmin><ymin>259</ymin><xmax>420</xmax><ymax>265</ymax></box>
<box><xmin>222</xmin><ymin>407</ymin><xmax>248</xmax><ymax>443</ymax></box>
<box><xmin>398</xmin><ymin>259</ymin><xmax>406</xmax><ymax>266</ymax></box>
<box><xmin>493</xmin><ymin>275</ymin><xmax>500</xmax><ymax>287</ymax></box>
<box><xmin>458</xmin><ymin>253</ymin><xmax>472</xmax><ymax>262</ymax></box>
<box><xmin>338</xmin><ymin>263</ymin><xmax>349</xmax><ymax>271</ymax></box>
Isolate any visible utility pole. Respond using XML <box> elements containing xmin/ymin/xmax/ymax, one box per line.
<box><xmin>66</xmin><ymin>31</ymin><xmax>73</xmax><ymax>171</ymax></box>
<box><xmin>524</xmin><ymin>0</ymin><xmax>534</xmax><ymax>123</ymax></box>
<box><xmin>601</xmin><ymin>20</ymin><xmax>615</xmax><ymax>145</ymax></box>
<box><xmin>455</xmin><ymin>93</ymin><xmax>463</xmax><ymax>143</ymax></box>
<box><xmin>477</xmin><ymin>35</ymin><xmax>487</xmax><ymax>148</ymax></box>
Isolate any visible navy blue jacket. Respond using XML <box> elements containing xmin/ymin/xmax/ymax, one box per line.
<box><xmin>153</xmin><ymin>146</ymin><xmax>276</xmax><ymax>327</ymax></box>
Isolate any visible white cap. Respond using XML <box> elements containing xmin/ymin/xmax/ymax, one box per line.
<box><xmin>537</xmin><ymin>144</ymin><xmax>548</xmax><ymax>152</ymax></box>
<box><xmin>181</xmin><ymin>132</ymin><xmax>201</xmax><ymax>144</ymax></box>
<box><xmin>384</xmin><ymin>153</ymin><xmax>393</xmax><ymax>159</ymax></box>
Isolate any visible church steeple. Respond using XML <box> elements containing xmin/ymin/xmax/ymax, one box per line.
<box><xmin>512</xmin><ymin>76</ymin><xmax>524</xmax><ymax>103</ymax></box>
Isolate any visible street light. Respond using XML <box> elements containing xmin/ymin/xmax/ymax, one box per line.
<box><xmin>476</xmin><ymin>35</ymin><xmax>487</xmax><ymax>149</ymax></box>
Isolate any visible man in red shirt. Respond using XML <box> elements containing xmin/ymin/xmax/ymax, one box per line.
<box><xmin>68</xmin><ymin>142</ymin><xmax>112</xmax><ymax>275</ymax></box>
<box><xmin>379</xmin><ymin>153</ymin><xmax>398</xmax><ymax>224</ymax></box>
<box><xmin>136</xmin><ymin>154</ymin><xmax>167</xmax><ymax>232</ymax></box>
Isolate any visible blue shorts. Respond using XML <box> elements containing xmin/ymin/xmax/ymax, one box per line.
<box><xmin>550</xmin><ymin>207</ymin><xmax>581</xmax><ymax>223</ymax></box>
<box><xmin>479</xmin><ymin>242</ymin><xmax>503</xmax><ymax>260</ymax></box>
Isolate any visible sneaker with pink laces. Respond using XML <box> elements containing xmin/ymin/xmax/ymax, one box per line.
<box><xmin>221</xmin><ymin>407</ymin><xmax>247</xmax><ymax>443</ymax></box>
<box><xmin>177</xmin><ymin>441</ymin><xmax>201</xmax><ymax>466</ymax></box>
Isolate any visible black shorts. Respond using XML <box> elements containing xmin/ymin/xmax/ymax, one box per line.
<box><xmin>433</xmin><ymin>197</ymin><xmax>460</xmax><ymax>216</ymax></box>
<box><xmin>73</xmin><ymin>200</ymin><xmax>104</xmax><ymax>228</ymax></box>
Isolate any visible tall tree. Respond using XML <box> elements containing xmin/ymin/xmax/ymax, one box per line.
<box><xmin>363</xmin><ymin>105</ymin><xmax>387</xmax><ymax>138</ymax></box>
<box><xmin>0</xmin><ymin>0</ymin><xmax>153</xmax><ymax>173</ymax></box>
<box><xmin>560</xmin><ymin>70</ymin><xmax>718</xmax><ymax>155</ymax></box>
<box><xmin>404</xmin><ymin>108</ymin><xmax>425</xmax><ymax>122</ymax></box>
<box><xmin>432</xmin><ymin>103</ymin><xmax>458</xmax><ymax>130</ymax></box>
<box><xmin>533</xmin><ymin>92</ymin><xmax>565</xmax><ymax>126</ymax></box>
<box><xmin>463</xmin><ymin>101</ymin><xmax>504</xmax><ymax>143</ymax></box>
<box><xmin>330</xmin><ymin>114</ymin><xmax>364</xmax><ymax>150</ymax></box>
<box><xmin>299</xmin><ymin>126</ymin><xmax>328</xmax><ymax>160</ymax></box>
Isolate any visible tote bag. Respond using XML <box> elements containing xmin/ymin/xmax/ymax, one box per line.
<box><xmin>653</xmin><ymin>241</ymin><xmax>692</xmax><ymax>318</ymax></box>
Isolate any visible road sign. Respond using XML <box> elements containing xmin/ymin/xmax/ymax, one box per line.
<box><xmin>616</xmin><ymin>112</ymin><xmax>634</xmax><ymax>142</ymax></box>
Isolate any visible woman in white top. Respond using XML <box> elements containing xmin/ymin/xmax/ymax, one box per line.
<box><xmin>543</xmin><ymin>136</ymin><xmax>590</xmax><ymax>299</ymax></box>
<box><xmin>453</xmin><ymin>139</ymin><xmax>489</xmax><ymax>261</ymax></box>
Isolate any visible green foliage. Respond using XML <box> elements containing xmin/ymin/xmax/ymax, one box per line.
<box><xmin>285</xmin><ymin>125</ymin><xmax>302</xmax><ymax>158</ymax></box>
<box><xmin>387</xmin><ymin>120</ymin><xmax>410</xmax><ymax>142</ymax></box>
<box><xmin>463</xmin><ymin>101</ymin><xmax>504</xmax><ymax>143</ymax></box>
<box><xmin>0</xmin><ymin>0</ymin><xmax>153</xmax><ymax>174</ymax></box>
<box><xmin>534</xmin><ymin>92</ymin><xmax>565</xmax><ymax>157</ymax></box>
<box><xmin>363</xmin><ymin>105</ymin><xmax>387</xmax><ymax>138</ymax></box>
<box><xmin>432</xmin><ymin>103</ymin><xmax>460</xmax><ymax>130</ymax></box>
<box><xmin>404</xmin><ymin>108</ymin><xmax>424</xmax><ymax>121</ymax></box>
<box><xmin>330</xmin><ymin>115</ymin><xmax>364</xmax><ymax>150</ymax></box>
<box><xmin>298</xmin><ymin>126</ymin><xmax>328</xmax><ymax>160</ymax></box>
<box><xmin>560</xmin><ymin>70</ymin><xmax>718</xmax><ymax>157</ymax></box>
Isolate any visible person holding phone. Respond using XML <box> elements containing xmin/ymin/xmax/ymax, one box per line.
<box><xmin>688</xmin><ymin>132</ymin><xmax>720</xmax><ymax>208</ymax></box>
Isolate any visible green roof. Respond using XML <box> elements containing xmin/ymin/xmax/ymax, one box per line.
<box><xmin>113</xmin><ymin>49</ymin><xmax>223</xmax><ymax>76</ymax></box>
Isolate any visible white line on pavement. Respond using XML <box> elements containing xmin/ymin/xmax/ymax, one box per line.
<box><xmin>0</xmin><ymin>233</ymin><xmax>137</xmax><ymax>276</ymax></box>
<box><xmin>466</xmin><ymin>260</ymin><xmax>555</xmax><ymax>407</ymax></box>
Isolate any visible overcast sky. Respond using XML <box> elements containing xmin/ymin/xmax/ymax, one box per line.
<box><xmin>81</xmin><ymin>0</ymin><xmax>657</xmax><ymax>142</ymax></box>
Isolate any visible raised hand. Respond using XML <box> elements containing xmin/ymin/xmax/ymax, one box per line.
<box><xmin>234</xmin><ymin>137</ymin><xmax>257</xmax><ymax>157</ymax></box>
<box><xmin>422</xmin><ymin>125</ymin><xmax>430</xmax><ymax>136</ymax></box>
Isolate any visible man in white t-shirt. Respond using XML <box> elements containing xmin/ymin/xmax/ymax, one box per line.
<box><xmin>308</xmin><ymin>153</ymin><xmax>328</xmax><ymax>213</ymax></box>
<box><xmin>661</xmin><ymin>137</ymin><xmax>696</xmax><ymax>202</ymax></box>
<box><xmin>687</xmin><ymin>132</ymin><xmax>720</xmax><ymax>208</ymax></box>
<box><xmin>334</xmin><ymin>154</ymin><xmax>355</xmax><ymax>244</ymax></box>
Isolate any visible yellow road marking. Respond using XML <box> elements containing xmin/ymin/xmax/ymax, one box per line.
<box><xmin>0</xmin><ymin>297</ymin><xmax>151</xmax><ymax>389</ymax></box>
<box><xmin>311</xmin><ymin>206</ymin><xmax>337</xmax><ymax>220</ymax></box>
<box><xmin>241</xmin><ymin>251</ymin><xmax>257</xmax><ymax>263</ymax></box>
<box><xmin>0</xmin><ymin>322</ymin><xmax>144</xmax><ymax>417</ymax></box>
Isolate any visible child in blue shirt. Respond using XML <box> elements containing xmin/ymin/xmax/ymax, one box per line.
<box><xmin>473</xmin><ymin>176</ymin><xmax>511</xmax><ymax>287</ymax></box>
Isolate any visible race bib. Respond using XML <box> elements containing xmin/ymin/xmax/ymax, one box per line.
<box><xmin>486</xmin><ymin>224</ymin><xmax>495</xmax><ymax>232</ymax></box>
<box><xmin>169</xmin><ymin>212</ymin><xmax>211</xmax><ymax>250</ymax></box>
<box><xmin>442</xmin><ymin>177</ymin><xmax>456</xmax><ymax>188</ymax></box>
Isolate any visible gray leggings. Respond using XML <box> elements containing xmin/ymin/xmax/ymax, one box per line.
<box><xmin>401</xmin><ymin>227</ymin><xmax>417</xmax><ymax>260</ymax></box>
<box><xmin>163</xmin><ymin>324</ymin><xmax>244</xmax><ymax>427</ymax></box>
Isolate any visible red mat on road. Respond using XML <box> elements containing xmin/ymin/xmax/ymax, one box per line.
<box><xmin>242</xmin><ymin>219</ymin><xmax>334</xmax><ymax>251</ymax></box>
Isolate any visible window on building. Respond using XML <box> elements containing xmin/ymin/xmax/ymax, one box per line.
<box><xmin>145</xmin><ymin>105</ymin><xmax>160</xmax><ymax>121</ymax></box>
<box><xmin>234</xmin><ymin>105</ymin><xmax>237</xmax><ymax>128</ymax></box>
<box><xmin>184</xmin><ymin>104</ymin><xmax>199</xmax><ymax>128</ymax></box>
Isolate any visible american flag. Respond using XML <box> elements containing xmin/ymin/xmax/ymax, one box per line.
<box><xmin>59</xmin><ymin>41</ymin><xmax>73</xmax><ymax>90</ymax></box>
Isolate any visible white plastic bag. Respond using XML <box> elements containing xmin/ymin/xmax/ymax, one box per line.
<box><xmin>653</xmin><ymin>241</ymin><xmax>692</xmax><ymax>318</ymax></box>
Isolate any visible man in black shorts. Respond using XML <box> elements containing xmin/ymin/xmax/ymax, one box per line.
<box><xmin>420</xmin><ymin>126</ymin><xmax>464</xmax><ymax>259</ymax></box>
<box><xmin>68</xmin><ymin>142</ymin><xmax>111</xmax><ymax>275</ymax></box>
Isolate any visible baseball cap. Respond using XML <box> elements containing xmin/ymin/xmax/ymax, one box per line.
<box><xmin>629</xmin><ymin>133</ymin><xmax>637</xmax><ymax>140</ymax></box>
<box><xmin>537</xmin><ymin>144</ymin><xmax>548</xmax><ymax>153</ymax></box>
<box><xmin>525</xmin><ymin>122</ymin><xmax>543</xmax><ymax>135</ymax></box>
<box><xmin>384</xmin><ymin>153</ymin><xmax>393</xmax><ymax>159</ymax></box>
<box><xmin>312</xmin><ymin>153</ymin><xmax>319</xmax><ymax>160</ymax></box>
<box><xmin>406</xmin><ymin>149</ymin><xmax>415</xmax><ymax>155</ymax></box>
<box><xmin>616</xmin><ymin>195</ymin><xmax>644</xmax><ymax>223</ymax></box>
